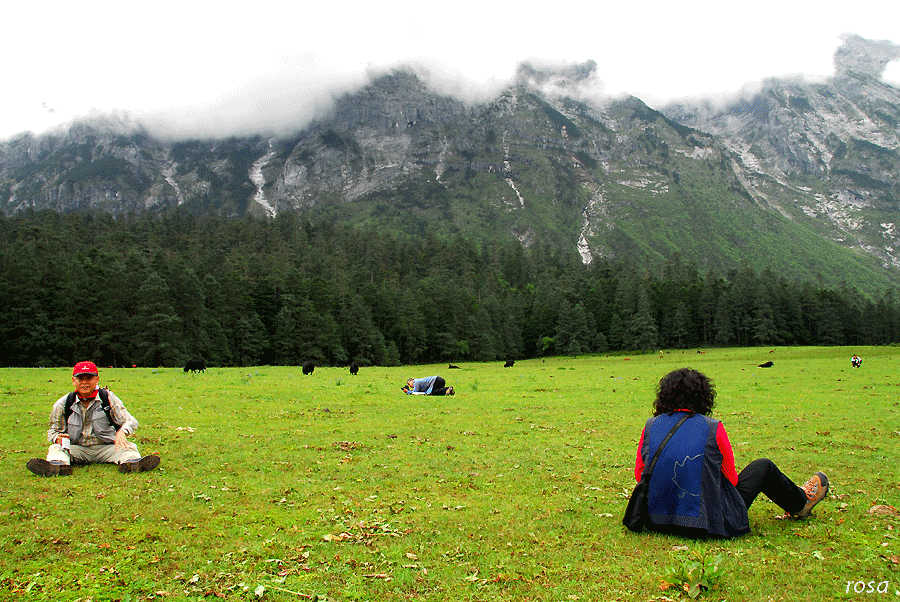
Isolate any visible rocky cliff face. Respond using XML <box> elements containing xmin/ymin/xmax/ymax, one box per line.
<box><xmin>0</xmin><ymin>114</ymin><xmax>273</xmax><ymax>217</ymax></box>
<box><xmin>663</xmin><ymin>34</ymin><xmax>900</xmax><ymax>270</ymax></box>
<box><xmin>265</xmin><ymin>71</ymin><xmax>469</xmax><ymax>213</ymax></box>
<box><xmin>1</xmin><ymin>35</ymin><xmax>898</xmax><ymax>291</ymax></box>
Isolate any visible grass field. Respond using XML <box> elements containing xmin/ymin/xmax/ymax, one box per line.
<box><xmin>1</xmin><ymin>347</ymin><xmax>898</xmax><ymax>601</ymax></box>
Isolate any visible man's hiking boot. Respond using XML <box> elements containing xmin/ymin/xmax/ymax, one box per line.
<box><xmin>794</xmin><ymin>472</ymin><xmax>829</xmax><ymax>518</ymax></box>
<box><xmin>118</xmin><ymin>455</ymin><xmax>161</xmax><ymax>473</ymax></box>
<box><xmin>447</xmin><ymin>387</ymin><xmax>455</xmax><ymax>396</ymax></box>
<box><xmin>26</xmin><ymin>458</ymin><xmax>73</xmax><ymax>477</ymax></box>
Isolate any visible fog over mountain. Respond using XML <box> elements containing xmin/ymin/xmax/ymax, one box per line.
<box><xmin>1</xmin><ymin>34</ymin><xmax>899</xmax><ymax>296</ymax></box>
<box><xmin>4</xmin><ymin>8</ymin><xmax>899</xmax><ymax>144</ymax></box>
<box><xmin>100</xmin><ymin>32</ymin><xmax>900</xmax><ymax>144</ymax></box>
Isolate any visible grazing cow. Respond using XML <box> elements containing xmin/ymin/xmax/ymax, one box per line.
<box><xmin>184</xmin><ymin>359</ymin><xmax>206</xmax><ymax>373</ymax></box>
<box><xmin>448</xmin><ymin>364</ymin><xmax>461</xmax><ymax>369</ymax></box>
<box><xmin>504</xmin><ymin>359</ymin><xmax>515</xmax><ymax>368</ymax></box>
<box><xmin>303</xmin><ymin>361</ymin><xmax>315</xmax><ymax>375</ymax></box>
<box><xmin>349</xmin><ymin>361</ymin><xmax>359</xmax><ymax>375</ymax></box>
<box><xmin>758</xmin><ymin>361</ymin><xmax>774</xmax><ymax>368</ymax></box>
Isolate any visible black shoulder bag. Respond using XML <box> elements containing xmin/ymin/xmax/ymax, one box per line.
<box><xmin>623</xmin><ymin>412</ymin><xmax>693</xmax><ymax>532</ymax></box>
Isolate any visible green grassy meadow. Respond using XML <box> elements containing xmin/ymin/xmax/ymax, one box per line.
<box><xmin>1</xmin><ymin>347</ymin><xmax>898</xmax><ymax>601</ymax></box>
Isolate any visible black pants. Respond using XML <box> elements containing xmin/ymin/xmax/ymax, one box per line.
<box><xmin>736</xmin><ymin>458</ymin><xmax>806</xmax><ymax>514</ymax></box>
<box><xmin>428</xmin><ymin>376</ymin><xmax>448</xmax><ymax>395</ymax></box>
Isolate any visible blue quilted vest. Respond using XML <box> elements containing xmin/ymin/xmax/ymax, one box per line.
<box><xmin>639</xmin><ymin>412</ymin><xmax>750</xmax><ymax>538</ymax></box>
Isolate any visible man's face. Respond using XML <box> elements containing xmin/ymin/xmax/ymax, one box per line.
<box><xmin>72</xmin><ymin>374</ymin><xmax>99</xmax><ymax>397</ymax></box>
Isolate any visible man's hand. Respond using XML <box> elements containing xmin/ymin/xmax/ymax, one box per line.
<box><xmin>114</xmin><ymin>429</ymin><xmax>130</xmax><ymax>449</ymax></box>
<box><xmin>55</xmin><ymin>434</ymin><xmax>69</xmax><ymax>445</ymax></box>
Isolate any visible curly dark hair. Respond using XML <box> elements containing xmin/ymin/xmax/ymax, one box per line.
<box><xmin>653</xmin><ymin>368</ymin><xmax>716</xmax><ymax>416</ymax></box>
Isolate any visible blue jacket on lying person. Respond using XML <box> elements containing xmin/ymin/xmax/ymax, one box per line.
<box><xmin>402</xmin><ymin>375</ymin><xmax>455</xmax><ymax>396</ymax></box>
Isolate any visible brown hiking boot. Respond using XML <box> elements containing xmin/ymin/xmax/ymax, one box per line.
<box><xmin>794</xmin><ymin>472</ymin><xmax>829</xmax><ymax>518</ymax></box>
<box><xmin>26</xmin><ymin>458</ymin><xmax>73</xmax><ymax>477</ymax></box>
<box><xmin>118</xmin><ymin>455</ymin><xmax>161</xmax><ymax>473</ymax></box>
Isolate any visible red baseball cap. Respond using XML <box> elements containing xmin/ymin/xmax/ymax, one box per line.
<box><xmin>72</xmin><ymin>361</ymin><xmax>99</xmax><ymax>377</ymax></box>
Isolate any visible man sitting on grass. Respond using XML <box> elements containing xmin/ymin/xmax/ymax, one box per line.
<box><xmin>26</xmin><ymin>361</ymin><xmax>160</xmax><ymax>477</ymax></box>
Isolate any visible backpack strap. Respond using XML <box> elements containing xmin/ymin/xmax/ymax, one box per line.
<box><xmin>63</xmin><ymin>388</ymin><xmax>121</xmax><ymax>431</ymax></box>
<box><xmin>98</xmin><ymin>389</ymin><xmax>122</xmax><ymax>431</ymax></box>
<box><xmin>63</xmin><ymin>391</ymin><xmax>77</xmax><ymax>423</ymax></box>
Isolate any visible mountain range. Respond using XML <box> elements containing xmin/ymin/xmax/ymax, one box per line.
<box><xmin>2</xmin><ymin>33</ymin><xmax>899</xmax><ymax>295</ymax></box>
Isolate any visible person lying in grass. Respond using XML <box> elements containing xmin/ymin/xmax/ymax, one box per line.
<box><xmin>627</xmin><ymin>367</ymin><xmax>829</xmax><ymax>538</ymax></box>
<box><xmin>402</xmin><ymin>375</ymin><xmax>455</xmax><ymax>396</ymax></box>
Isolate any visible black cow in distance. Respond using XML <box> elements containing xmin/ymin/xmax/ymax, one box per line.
<box><xmin>184</xmin><ymin>359</ymin><xmax>206</xmax><ymax>373</ymax></box>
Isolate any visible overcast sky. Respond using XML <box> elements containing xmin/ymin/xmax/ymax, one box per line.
<box><xmin>3</xmin><ymin>0</ymin><xmax>899</xmax><ymax>140</ymax></box>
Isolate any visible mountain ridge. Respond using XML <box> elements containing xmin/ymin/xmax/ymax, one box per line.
<box><xmin>1</xmin><ymin>34</ymin><xmax>899</xmax><ymax>296</ymax></box>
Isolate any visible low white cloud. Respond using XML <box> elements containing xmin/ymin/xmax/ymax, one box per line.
<box><xmin>134</xmin><ymin>56</ymin><xmax>370</xmax><ymax>140</ymax></box>
<box><xmin>1</xmin><ymin>1</ymin><xmax>898</xmax><ymax>141</ymax></box>
<box><xmin>882</xmin><ymin>60</ymin><xmax>900</xmax><ymax>87</ymax></box>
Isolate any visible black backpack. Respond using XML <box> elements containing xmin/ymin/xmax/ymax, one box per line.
<box><xmin>63</xmin><ymin>388</ymin><xmax>122</xmax><ymax>431</ymax></box>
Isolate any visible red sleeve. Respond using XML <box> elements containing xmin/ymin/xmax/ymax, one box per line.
<box><xmin>634</xmin><ymin>428</ymin><xmax>646</xmax><ymax>482</ymax></box>
<box><xmin>716</xmin><ymin>422</ymin><xmax>739</xmax><ymax>486</ymax></box>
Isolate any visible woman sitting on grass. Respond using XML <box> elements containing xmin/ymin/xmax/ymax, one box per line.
<box><xmin>630</xmin><ymin>368</ymin><xmax>829</xmax><ymax>538</ymax></box>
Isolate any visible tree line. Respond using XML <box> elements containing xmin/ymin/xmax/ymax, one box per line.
<box><xmin>2</xmin><ymin>208</ymin><xmax>898</xmax><ymax>368</ymax></box>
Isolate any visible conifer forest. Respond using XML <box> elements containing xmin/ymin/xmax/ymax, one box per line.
<box><xmin>2</xmin><ymin>209</ymin><xmax>898</xmax><ymax>368</ymax></box>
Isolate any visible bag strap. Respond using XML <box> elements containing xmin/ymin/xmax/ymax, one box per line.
<box><xmin>63</xmin><ymin>388</ymin><xmax>121</xmax><ymax>431</ymax></box>
<box><xmin>642</xmin><ymin>411</ymin><xmax>693</xmax><ymax>482</ymax></box>
<box><xmin>98</xmin><ymin>389</ymin><xmax>122</xmax><ymax>431</ymax></box>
